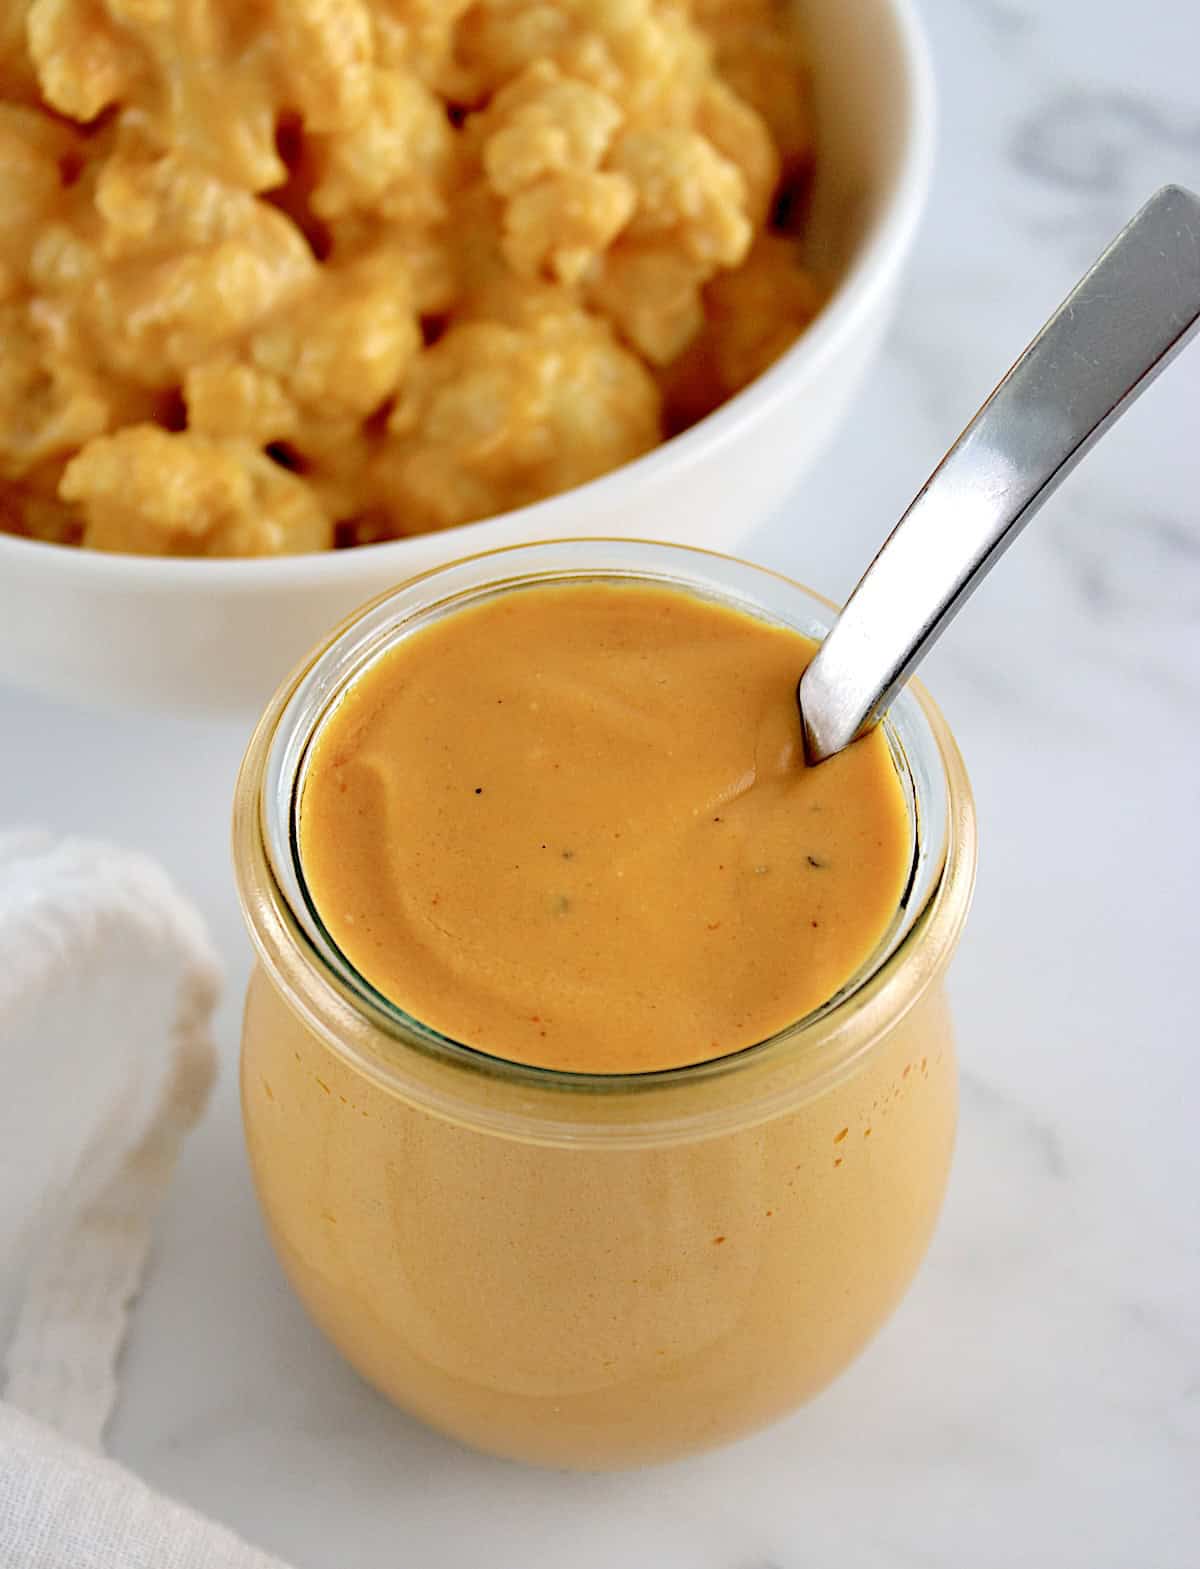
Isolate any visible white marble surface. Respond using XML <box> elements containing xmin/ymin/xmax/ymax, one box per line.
<box><xmin>3</xmin><ymin>1</ymin><xmax>1200</xmax><ymax>1563</ymax></box>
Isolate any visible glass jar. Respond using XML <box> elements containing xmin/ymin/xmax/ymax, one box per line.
<box><xmin>233</xmin><ymin>540</ymin><xmax>976</xmax><ymax>1471</ymax></box>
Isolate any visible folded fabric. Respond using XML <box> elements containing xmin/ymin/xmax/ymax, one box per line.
<box><xmin>0</xmin><ymin>832</ymin><xmax>297</xmax><ymax>1567</ymax></box>
<box><xmin>0</xmin><ymin>1401</ymin><xmax>290</xmax><ymax>1569</ymax></box>
<box><xmin>0</xmin><ymin>831</ymin><xmax>221</xmax><ymax>1449</ymax></box>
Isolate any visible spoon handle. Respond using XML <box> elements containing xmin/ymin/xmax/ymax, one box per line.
<box><xmin>799</xmin><ymin>183</ymin><xmax>1200</xmax><ymax>763</ymax></box>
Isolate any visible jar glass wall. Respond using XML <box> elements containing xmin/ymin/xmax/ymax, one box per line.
<box><xmin>233</xmin><ymin>540</ymin><xmax>976</xmax><ymax>1470</ymax></box>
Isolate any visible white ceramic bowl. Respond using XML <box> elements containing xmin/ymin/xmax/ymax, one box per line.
<box><xmin>0</xmin><ymin>0</ymin><xmax>934</xmax><ymax>715</ymax></box>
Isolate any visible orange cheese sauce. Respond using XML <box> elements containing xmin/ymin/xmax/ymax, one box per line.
<box><xmin>298</xmin><ymin>582</ymin><xmax>912</xmax><ymax>1073</ymax></box>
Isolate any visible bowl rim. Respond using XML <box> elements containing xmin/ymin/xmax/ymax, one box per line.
<box><xmin>0</xmin><ymin>0</ymin><xmax>935</xmax><ymax>594</ymax></box>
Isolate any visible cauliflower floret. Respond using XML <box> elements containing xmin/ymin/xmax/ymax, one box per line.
<box><xmin>656</xmin><ymin>235</ymin><xmax>822</xmax><ymax>429</ymax></box>
<box><xmin>186</xmin><ymin>247</ymin><xmax>419</xmax><ymax>434</ymax></box>
<box><xmin>26</xmin><ymin>209</ymin><xmax>103</xmax><ymax>296</ymax></box>
<box><xmin>442</xmin><ymin>180</ymin><xmax>517</xmax><ymax>304</ymax></box>
<box><xmin>590</xmin><ymin>0</ymin><xmax>711</xmax><ymax>122</ymax></box>
<box><xmin>295</xmin><ymin>418</ymin><xmax>377</xmax><ymax>524</ymax></box>
<box><xmin>690</xmin><ymin>0</ymin><xmax>812</xmax><ymax>171</ymax></box>
<box><xmin>367</xmin><ymin>0</ymin><xmax>474</xmax><ymax>94</ymax></box>
<box><xmin>84</xmin><ymin>145</ymin><xmax>315</xmax><ymax>384</ymax></box>
<box><xmin>29</xmin><ymin>0</ymin><xmax>288</xmax><ymax>189</ymax></box>
<box><xmin>501</xmin><ymin>170</ymin><xmax>633</xmax><ymax>283</ymax></box>
<box><xmin>474</xmin><ymin>61</ymin><xmax>633</xmax><ymax>282</ymax></box>
<box><xmin>455</xmin><ymin>0</ymin><xmax>709</xmax><ymax>123</ymax></box>
<box><xmin>308</xmin><ymin>68</ymin><xmax>457</xmax><ymax>226</ymax></box>
<box><xmin>325</xmin><ymin>208</ymin><xmax>459</xmax><ymax>314</ymax></box>
<box><xmin>185</xmin><ymin>356</ymin><xmax>377</xmax><ymax>522</ymax></box>
<box><xmin>185</xmin><ymin>248</ymin><xmax>419</xmax><ymax>527</ymax></box>
<box><xmin>480</xmin><ymin>61</ymin><xmax>624</xmax><ymax>196</ymax></box>
<box><xmin>606</xmin><ymin>128</ymin><xmax>750</xmax><ymax>267</ymax></box>
<box><xmin>89</xmin><ymin>242</ymin><xmax>308</xmax><ymax>387</ymax></box>
<box><xmin>26</xmin><ymin>0</ymin><xmax>143</xmax><ymax>123</ymax></box>
<box><xmin>701</xmin><ymin>233</ymin><xmax>821</xmax><ymax>389</ymax></box>
<box><xmin>0</xmin><ymin>299</ymin><xmax>110</xmax><ymax>477</ymax></box>
<box><xmin>371</xmin><ymin>311</ymin><xmax>660</xmax><ymax>533</ymax></box>
<box><xmin>584</xmin><ymin>126</ymin><xmax>752</xmax><ymax>358</ymax></box>
<box><xmin>695</xmin><ymin>80</ymin><xmax>778</xmax><ymax>230</ymax></box>
<box><xmin>453</xmin><ymin>1</ymin><xmax>579</xmax><ymax>96</ymax></box>
<box><xmin>0</xmin><ymin>106</ymin><xmax>81</xmax><ymax>281</ymax></box>
<box><xmin>183</xmin><ymin>360</ymin><xmax>297</xmax><ymax>445</ymax></box>
<box><xmin>60</xmin><ymin>425</ymin><xmax>332</xmax><ymax>555</ymax></box>
<box><xmin>248</xmin><ymin>249</ymin><xmax>420</xmax><ymax>418</ymax></box>
<box><xmin>270</xmin><ymin>0</ymin><xmax>373</xmax><ymax>134</ymax></box>
<box><xmin>0</xmin><ymin>461</ymin><xmax>83</xmax><ymax>544</ymax></box>
<box><xmin>158</xmin><ymin>84</ymin><xmax>284</xmax><ymax>198</ymax></box>
<box><xmin>588</xmin><ymin>243</ymin><xmax>704</xmax><ymax>364</ymax></box>
<box><xmin>93</xmin><ymin>142</ymin><xmax>299</xmax><ymax>256</ymax></box>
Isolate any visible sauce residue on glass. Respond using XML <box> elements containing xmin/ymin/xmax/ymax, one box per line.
<box><xmin>298</xmin><ymin>582</ymin><xmax>912</xmax><ymax>1073</ymax></box>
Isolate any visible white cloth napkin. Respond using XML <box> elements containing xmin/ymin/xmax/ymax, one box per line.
<box><xmin>0</xmin><ymin>1402</ymin><xmax>288</xmax><ymax>1569</ymax></box>
<box><xmin>0</xmin><ymin>832</ymin><xmax>293</xmax><ymax>1568</ymax></box>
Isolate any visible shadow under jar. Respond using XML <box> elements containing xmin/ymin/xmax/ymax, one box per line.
<box><xmin>233</xmin><ymin>540</ymin><xmax>976</xmax><ymax>1471</ymax></box>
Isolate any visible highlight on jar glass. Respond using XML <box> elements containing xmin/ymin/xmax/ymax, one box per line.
<box><xmin>232</xmin><ymin>539</ymin><xmax>976</xmax><ymax>1471</ymax></box>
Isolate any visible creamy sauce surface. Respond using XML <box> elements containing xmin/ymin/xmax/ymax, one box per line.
<box><xmin>299</xmin><ymin>583</ymin><xmax>912</xmax><ymax>1072</ymax></box>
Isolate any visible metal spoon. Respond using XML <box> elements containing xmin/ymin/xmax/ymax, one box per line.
<box><xmin>798</xmin><ymin>183</ymin><xmax>1200</xmax><ymax>764</ymax></box>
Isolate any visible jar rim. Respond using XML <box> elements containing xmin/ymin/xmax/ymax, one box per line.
<box><xmin>234</xmin><ymin>540</ymin><xmax>976</xmax><ymax>1143</ymax></box>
